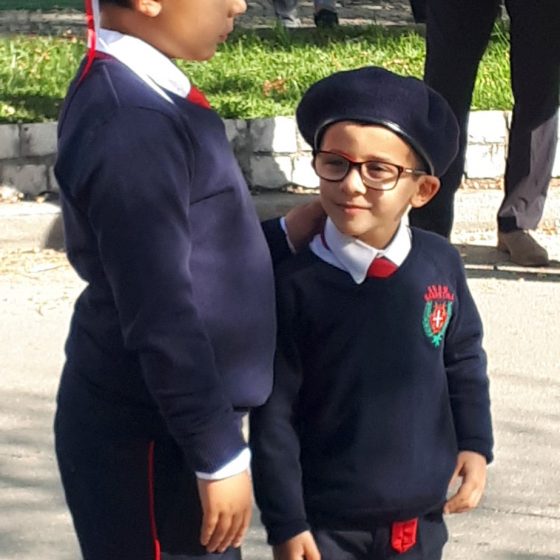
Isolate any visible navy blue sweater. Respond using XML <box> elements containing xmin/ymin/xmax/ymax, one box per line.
<box><xmin>250</xmin><ymin>229</ymin><xmax>493</xmax><ymax>545</ymax></box>
<box><xmin>55</xmin><ymin>57</ymin><xmax>281</xmax><ymax>473</ymax></box>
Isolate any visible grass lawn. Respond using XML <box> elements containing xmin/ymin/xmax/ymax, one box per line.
<box><xmin>0</xmin><ymin>0</ymin><xmax>81</xmax><ymax>9</ymax></box>
<box><xmin>0</xmin><ymin>25</ymin><xmax>512</xmax><ymax>123</ymax></box>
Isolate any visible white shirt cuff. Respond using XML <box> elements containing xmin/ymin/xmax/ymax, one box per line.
<box><xmin>195</xmin><ymin>447</ymin><xmax>251</xmax><ymax>480</ymax></box>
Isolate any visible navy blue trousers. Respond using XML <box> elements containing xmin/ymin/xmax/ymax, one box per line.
<box><xmin>312</xmin><ymin>513</ymin><xmax>447</xmax><ymax>560</ymax></box>
<box><xmin>408</xmin><ymin>0</ymin><xmax>560</xmax><ymax>237</ymax></box>
<box><xmin>55</xmin><ymin>404</ymin><xmax>241</xmax><ymax>560</ymax></box>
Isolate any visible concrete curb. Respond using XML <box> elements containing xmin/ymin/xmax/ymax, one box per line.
<box><xmin>2</xmin><ymin>114</ymin><xmax>560</xmax><ymax>198</ymax></box>
<box><xmin>1</xmin><ymin>187</ymin><xmax>559</xmax><ymax>251</ymax></box>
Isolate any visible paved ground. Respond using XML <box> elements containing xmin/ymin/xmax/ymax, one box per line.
<box><xmin>0</xmin><ymin>1</ymin><xmax>420</xmax><ymax>35</ymax></box>
<box><xmin>1</xmin><ymin>194</ymin><xmax>560</xmax><ymax>559</ymax></box>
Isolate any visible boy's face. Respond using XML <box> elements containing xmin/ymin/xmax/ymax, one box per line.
<box><xmin>317</xmin><ymin>121</ymin><xmax>439</xmax><ymax>249</ymax></box>
<box><xmin>128</xmin><ymin>0</ymin><xmax>246</xmax><ymax>60</ymax></box>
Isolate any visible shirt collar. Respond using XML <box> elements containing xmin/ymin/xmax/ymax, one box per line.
<box><xmin>310</xmin><ymin>218</ymin><xmax>411</xmax><ymax>284</ymax></box>
<box><xmin>96</xmin><ymin>28</ymin><xmax>191</xmax><ymax>102</ymax></box>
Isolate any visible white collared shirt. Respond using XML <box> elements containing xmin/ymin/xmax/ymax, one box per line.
<box><xmin>96</xmin><ymin>28</ymin><xmax>191</xmax><ymax>102</ymax></box>
<box><xmin>310</xmin><ymin>219</ymin><xmax>411</xmax><ymax>283</ymax></box>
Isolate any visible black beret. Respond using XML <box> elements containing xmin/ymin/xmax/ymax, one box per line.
<box><xmin>296</xmin><ymin>66</ymin><xmax>460</xmax><ymax>176</ymax></box>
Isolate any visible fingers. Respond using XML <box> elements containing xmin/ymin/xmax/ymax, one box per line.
<box><xmin>444</xmin><ymin>479</ymin><xmax>483</xmax><ymax>514</ymax></box>
<box><xmin>273</xmin><ymin>531</ymin><xmax>321</xmax><ymax>560</ymax></box>
<box><xmin>202</xmin><ymin>508</ymin><xmax>252</xmax><ymax>552</ymax></box>
<box><xmin>203</xmin><ymin>511</ymin><xmax>245</xmax><ymax>553</ymax></box>
<box><xmin>199</xmin><ymin>509</ymin><xmax>220</xmax><ymax>550</ymax></box>
<box><xmin>213</xmin><ymin>509</ymin><xmax>250</xmax><ymax>553</ymax></box>
<box><xmin>303</xmin><ymin>538</ymin><xmax>322</xmax><ymax>560</ymax></box>
<box><xmin>198</xmin><ymin>471</ymin><xmax>253</xmax><ymax>553</ymax></box>
<box><xmin>444</xmin><ymin>453</ymin><xmax>487</xmax><ymax>514</ymax></box>
<box><xmin>284</xmin><ymin>198</ymin><xmax>326</xmax><ymax>252</ymax></box>
<box><xmin>232</xmin><ymin>508</ymin><xmax>252</xmax><ymax>548</ymax></box>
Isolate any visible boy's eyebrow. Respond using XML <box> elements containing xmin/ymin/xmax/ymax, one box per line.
<box><xmin>322</xmin><ymin>149</ymin><xmax>400</xmax><ymax>164</ymax></box>
<box><xmin>327</xmin><ymin>149</ymin><xmax>357</xmax><ymax>160</ymax></box>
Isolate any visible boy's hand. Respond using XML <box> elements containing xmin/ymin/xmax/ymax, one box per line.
<box><xmin>284</xmin><ymin>199</ymin><xmax>326</xmax><ymax>252</ymax></box>
<box><xmin>444</xmin><ymin>450</ymin><xmax>487</xmax><ymax>514</ymax></box>
<box><xmin>273</xmin><ymin>531</ymin><xmax>321</xmax><ymax>560</ymax></box>
<box><xmin>197</xmin><ymin>470</ymin><xmax>253</xmax><ymax>553</ymax></box>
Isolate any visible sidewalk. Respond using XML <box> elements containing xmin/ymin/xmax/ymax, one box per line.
<box><xmin>0</xmin><ymin>1</ymin><xmax>419</xmax><ymax>35</ymax></box>
<box><xmin>2</xmin><ymin>217</ymin><xmax>560</xmax><ymax>560</ymax></box>
<box><xmin>1</xmin><ymin>186</ymin><xmax>559</xmax><ymax>255</ymax></box>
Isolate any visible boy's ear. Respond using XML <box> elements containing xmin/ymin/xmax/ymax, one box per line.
<box><xmin>131</xmin><ymin>0</ymin><xmax>162</xmax><ymax>17</ymax></box>
<box><xmin>410</xmin><ymin>175</ymin><xmax>440</xmax><ymax>208</ymax></box>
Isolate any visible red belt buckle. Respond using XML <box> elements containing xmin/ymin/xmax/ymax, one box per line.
<box><xmin>391</xmin><ymin>518</ymin><xmax>418</xmax><ymax>554</ymax></box>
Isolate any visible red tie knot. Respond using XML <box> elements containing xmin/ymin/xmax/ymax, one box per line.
<box><xmin>367</xmin><ymin>256</ymin><xmax>398</xmax><ymax>278</ymax></box>
<box><xmin>187</xmin><ymin>85</ymin><xmax>211</xmax><ymax>109</ymax></box>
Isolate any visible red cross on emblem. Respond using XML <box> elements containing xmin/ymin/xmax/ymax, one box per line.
<box><xmin>429</xmin><ymin>303</ymin><xmax>448</xmax><ymax>334</ymax></box>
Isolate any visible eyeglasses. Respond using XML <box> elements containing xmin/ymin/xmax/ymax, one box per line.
<box><xmin>313</xmin><ymin>151</ymin><xmax>427</xmax><ymax>191</ymax></box>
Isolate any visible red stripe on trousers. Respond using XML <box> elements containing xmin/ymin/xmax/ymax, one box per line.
<box><xmin>148</xmin><ymin>441</ymin><xmax>161</xmax><ymax>560</ymax></box>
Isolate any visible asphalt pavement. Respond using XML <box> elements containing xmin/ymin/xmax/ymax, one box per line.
<box><xmin>1</xmin><ymin>188</ymin><xmax>560</xmax><ymax>559</ymax></box>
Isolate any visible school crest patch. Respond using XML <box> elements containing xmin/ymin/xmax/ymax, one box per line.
<box><xmin>422</xmin><ymin>284</ymin><xmax>455</xmax><ymax>347</ymax></box>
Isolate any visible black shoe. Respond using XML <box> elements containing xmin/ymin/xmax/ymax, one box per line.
<box><xmin>314</xmin><ymin>9</ymin><xmax>339</xmax><ymax>27</ymax></box>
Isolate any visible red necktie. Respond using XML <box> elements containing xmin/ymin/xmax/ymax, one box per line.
<box><xmin>187</xmin><ymin>85</ymin><xmax>211</xmax><ymax>109</ymax></box>
<box><xmin>367</xmin><ymin>256</ymin><xmax>398</xmax><ymax>278</ymax></box>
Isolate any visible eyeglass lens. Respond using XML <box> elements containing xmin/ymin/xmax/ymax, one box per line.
<box><xmin>314</xmin><ymin>152</ymin><xmax>401</xmax><ymax>190</ymax></box>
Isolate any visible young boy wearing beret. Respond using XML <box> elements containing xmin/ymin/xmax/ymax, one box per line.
<box><xmin>53</xmin><ymin>1</ymin><xmax>321</xmax><ymax>558</ymax></box>
<box><xmin>250</xmin><ymin>67</ymin><xmax>494</xmax><ymax>560</ymax></box>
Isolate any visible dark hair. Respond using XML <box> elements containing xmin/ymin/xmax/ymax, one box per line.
<box><xmin>100</xmin><ymin>0</ymin><xmax>131</xmax><ymax>6</ymax></box>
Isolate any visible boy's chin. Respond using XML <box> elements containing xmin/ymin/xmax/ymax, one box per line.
<box><xmin>171</xmin><ymin>45</ymin><xmax>218</xmax><ymax>61</ymax></box>
<box><xmin>330</xmin><ymin>217</ymin><xmax>375</xmax><ymax>239</ymax></box>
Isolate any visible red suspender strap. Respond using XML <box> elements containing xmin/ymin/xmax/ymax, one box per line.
<box><xmin>391</xmin><ymin>518</ymin><xmax>418</xmax><ymax>554</ymax></box>
<box><xmin>147</xmin><ymin>441</ymin><xmax>162</xmax><ymax>560</ymax></box>
<box><xmin>79</xmin><ymin>0</ymin><xmax>96</xmax><ymax>83</ymax></box>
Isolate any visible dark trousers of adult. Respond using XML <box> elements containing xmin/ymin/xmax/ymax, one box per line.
<box><xmin>311</xmin><ymin>513</ymin><xmax>447</xmax><ymax>560</ymax></box>
<box><xmin>408</xmin><ymin>0</ymin><xmax>560</xmax><ymax>238</ymax></box>
<box><xmin>272</xmin><ymin>0</ymin><xmax>335</xmax><ymax>21</ymax></box>
<box><xmin>409</xmin><ymin>0</ymin><xmax>426</xmax><ymax>23</ymax></box>
<box><xmin>55</xmin><ymin>403</ymin><xmax>241</xmax><ymax>560</ymax></box>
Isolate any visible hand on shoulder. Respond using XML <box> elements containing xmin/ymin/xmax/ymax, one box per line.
<box><xmin>284</xmin><ymin>199</ymin><xmax>326</xmax><ymax>252</ymax></box>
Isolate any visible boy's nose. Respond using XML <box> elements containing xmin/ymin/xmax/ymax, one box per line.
<box><xmin>232</xmin><ymin>0</ymin><xmax>247</xmax><ymax>16</ymax></box>
<box><xmin>339</xmin><ymin>168</ymin><xmax>367</xmax><ymax>195</ymax></box>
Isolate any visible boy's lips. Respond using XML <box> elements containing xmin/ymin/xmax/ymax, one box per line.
<box><xmin>338</xmin><ymin>202</ymin><xmax>371</xmax><ymax>211</ymax></box>
<box><xmin>218</xmin><ymin>26</ymin><xmax>234</xmax><ymax>41</ymax></box>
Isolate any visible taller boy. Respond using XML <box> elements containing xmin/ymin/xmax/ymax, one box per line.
<box><xmin>54</xmin><ymin>1</ymin><xmax>293</xmax><ymax>559</ymax></box>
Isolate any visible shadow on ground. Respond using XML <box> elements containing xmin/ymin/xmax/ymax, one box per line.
<box><xmin>457</xmin><ymin>243</ymin><xmax>560</xmax><ymax>282</ymax></box>
<box><xmin>0</xmin><ymin>388</ymin><xmax>79</xmax><ymax>559</ymax></box>
<box><xmin>1</xmin><ymin>377</ymin><xmax>559</xmax><ymax>559</ymax></box>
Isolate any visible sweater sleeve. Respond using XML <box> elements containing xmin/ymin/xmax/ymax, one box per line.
<box><xmin>261</xmin><ymin>217</ymin><xmax>293</xmax><ymax>267</ymax></box>
<box><xmin>80</xmin><ymin>107</ymin><xmax>246</xmax><ymax>473</ymax></box>
<box><xmin>444</xmin><ymin>251</ymin><xmax>494</xmax><ymax>463</ymax></box>
<box><xmin>250</xmin><ymin>273</ymin><xmax>310</xmax><ymax>545</ymax></box>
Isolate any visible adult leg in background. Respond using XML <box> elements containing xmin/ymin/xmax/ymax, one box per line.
<box><xmin>408</xmin><ymin>0</ymin><xmax>500</xmax><ymax>238</ymax></box>
<box><xmin>272</xmin><ymin>0</ymin><xmax>301</xmax><ymax>27</ymax></box>
<box><xmin>495</xmin><ymin>0</ymin><xmax>559</xmax><ymax>265</ymax></box>
<box><xmin>272</xmin><ymin>0</ymin><xmax>338</xmax><ymax>28</ymax></box>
